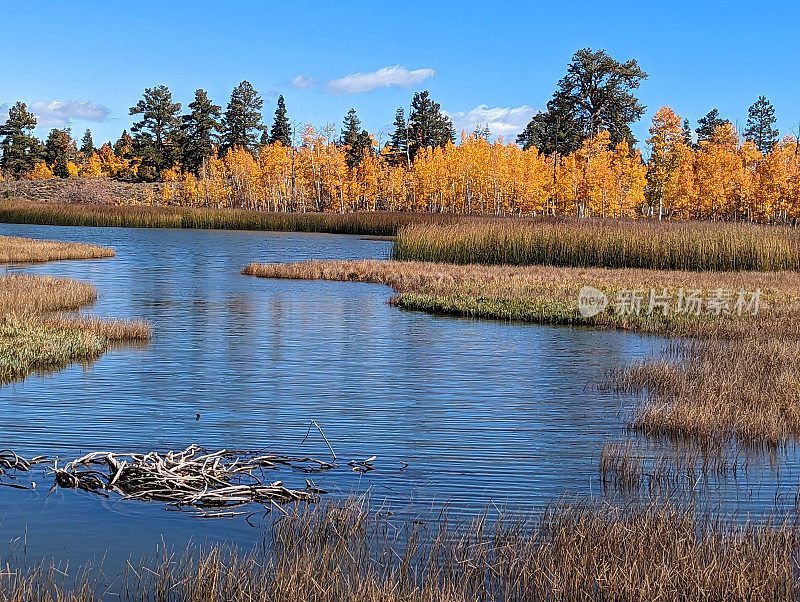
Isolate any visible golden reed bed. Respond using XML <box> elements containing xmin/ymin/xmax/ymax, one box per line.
<box><xmin>0</xmin><ymin>233</ymin><xmax>114</xmax><ymax>263</ymax></box>
<box><xmin>3</xmin><ymin>498</ymin><xmax>800</xmax><ymax>601</ymax></box>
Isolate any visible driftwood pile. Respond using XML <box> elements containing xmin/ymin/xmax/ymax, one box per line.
<box><xmin>0</xmin><ymin>444</ymin><xmax>340</xmax><ymax>514</ymax></box>
<box><xmin>53</xmin><ymin>445</ymin><xmax>322</xmax><ymax>507</ymax></box>
<box><xmin>0</xmin><ymin>424</ymin><xmax>388</xmax><ymax>518</ymax></box>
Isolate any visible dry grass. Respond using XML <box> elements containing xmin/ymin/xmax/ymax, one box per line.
<box><xmin>393</xmin><ymin>219</ymin><xmax>800</xmax><ymax>271</ymax></box>
<box><xmin>40</xmin><ymin>315</ymin><xmax>151</xmax><ymax>342</ymax></box>
<box><xmin>243</xmin><ymin>259</ymin><xmax>797</xmax><ymax>335</ymax></box>
<box><xmin>0</xmin><ymin>274</ymin><xmax>97</xmax><ymax>314</ymax></box>
<box><xmin>0</xmin><ymin>234</ymin><xmax>113</xmax><ymax>264</ymax></box>
<box><xmin>3</xmin><ymin>498</ymin><xmax>800</xmax><ymax>601</ymax></box>
<box><xmin>0</xmin><ymin>198</ymin><xmax>453</xmax><ymax>236</ymax></box>
<box><xmin>599</xmin><ymin>440</ymin><xmax>738</xmax><ymax>493</ymax></box>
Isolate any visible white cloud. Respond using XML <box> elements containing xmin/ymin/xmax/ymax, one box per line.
<box><xmin>444</xmin><ymin>104</ymin><xmax>538</xmax><ymax>140</ymax></box>
<box><xmin>290</xmin><ymin>74</ymin><xmax>315</xmax><ymax>90</ymax></box>
<box><xmin>28</xmin><ymin>100</ymin><xmax>110</xmax><ymax>128</ymax></box>
<box><xmin>0</xmin><ymin>104</ymin><xmax>8</xmax><ymax>124</ymax></box>
<box><xmin>325</xmin><ymin>65</ymin><xmax>436</xmax><ymax>95</ymax></box>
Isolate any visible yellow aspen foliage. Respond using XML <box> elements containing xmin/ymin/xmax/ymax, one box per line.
<box><xmin>647</xmin><ymin>107</ymin><xmax>691</xmax><ymax>218</ymax></box>
<box><xmin>48</xmin><ymin>116</ymin><xmax>800</xmax><ymax>223</ymax></box>
<box><xmin>79</xmin><ymin>154</ymin><xmax>103</xmax><ymax>178</ymax></box>
<box><xmin>24</xmin><ymin>162</ymin><xmax>55</xmax><ymax>180</ymax></box>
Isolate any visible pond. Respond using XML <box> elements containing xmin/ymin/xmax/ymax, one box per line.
<box><xmin>0</xmin><ymin>223</ymin><xmax>793</xmax><ymax>572</ymax></box>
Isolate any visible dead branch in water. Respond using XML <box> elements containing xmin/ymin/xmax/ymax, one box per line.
<box><xmin>49</xmin><ymin>445</ymin><xmax>322</xmax><ymax>508</ymax></box>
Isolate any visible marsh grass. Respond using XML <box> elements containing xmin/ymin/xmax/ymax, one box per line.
<box><xmin>0</xmin><ymin>234</ymin><xmax>113</xmax><ymax>264</ymax></box>
<box><xmin>0</xmin><ymin>238</ymin><xmax>150</xmax><ymax>384</ymax></box>
<box><xmin>0</xmin><ymin>274</ymin><xmax>97</xmax><ymax>314</ymax></box>
<box><xmin>242</xmin><ymin>259</ymin><xmax>787</xmax><ymax>335</ymax></box>
<box><xmin>0</xmin><ymin>199</ymin><xmax>451</xmax><ymax>236</ymax></box>
<box><xmin>599</xmin><ymin>440</ymin><xmax>740</xmax><ymax>494</ymax></box>
<box><xmin>3</xmin><ymin>498</ymin><xmax>800</xmax><ymax>601</ymax></box>
<box><xmin>393</xmin><ymin>219</ymin><xmax>800</xmax><ymax>271</ymax></box>
<box><xmin>0</xmin><ymin>315</ymin><xmax>106</xmax><ymax>384</ymax></box>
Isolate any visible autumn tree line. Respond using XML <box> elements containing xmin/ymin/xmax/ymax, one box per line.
<box><xmin>1</xmin><ymin>48</ymin><xmax>797</xmax><ymax>221</ymax></box>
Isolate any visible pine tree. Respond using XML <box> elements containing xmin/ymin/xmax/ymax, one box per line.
<box><xmin>129</xmin><ymin>84</ymin><xmax>182</xmax><ymax>176</ymax></box>
<box><xmin>340</xmin><ymin>108</ymin><xmax>360</xmax><ymax>147</ymax></box>
<box><xmin>44</xmin><ymin>128</ymin><xmax>76</xmax><ymax>177</ymax></box>
<box><xmin>744</xmin><ymin>95</ymin><xmax>779</xmax><ymax>154</ymax></box>
<box><xmin>407</xmin><ymin>91</ymin><xmax>454</xmax><ymax>161</ymax></box>
<box><xmin>114</xmin><ymin>130</ymin><xmax>135</xmax><ymax>159</ymax></box>
<box><xmin>548</xmin><ymin>47</ymin><xmax>648</xmax><ymax>147</ymax></box>
<box><xmin>80</xmin><ymin>129</ymin><xmax>94</xmax><ymax>157</ymax></box>
<box><xmin>339</xmin><ymin>108</ymin><xmax>371</xmax><ymax>168</ymax></box>
<box><xmin>473</xmin><ymin>123</ymin><xmax>491</xmax><ymax>140</ymax></box>
<box><xmin>268</xmin><ymin>95</ymin><xmax>292</xmax><ymax>147</ymax></box>
<box><xmin>0</xmin><ymin>102</ymin><xmax>42</xmax><ymax>176</ymax></box>
<box><xmin>517</xmin><ymin>93</ymin><xmax>582</xmax><ymax>155</ymax></box>
<box><xmin>389</xmin><ymin>107</ymin><xmax>408</xmax><ymax>165</ymax></box>
<box><xmin>696</xmin><ymin>109</ymin><xmax>729</xmax><ymax>145</ymax></box>
<box><xmin>179</xmin><ymin>89</ymin><xmax>221</xmax><ymax>173</ymax></box>
<box><xmin>682</xmin><ymin>119</ymin><xmax>693</xmax><ymax>147</ymax></box>
<box><xmin>222</xmin><ymin>81</ymin><xmax>265</xmax><ymax>153</ymax></box>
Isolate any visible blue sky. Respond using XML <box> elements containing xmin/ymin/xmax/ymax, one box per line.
<box><xmin>2</xmin><ymin>1</ymin><xmax>800</xmax><ymax>148</ymax></box>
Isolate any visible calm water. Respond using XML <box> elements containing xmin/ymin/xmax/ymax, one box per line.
<box><xmin>0</xmin><ymin>223</ymin><xmax>796</xmax><ymax>571</ymax></box>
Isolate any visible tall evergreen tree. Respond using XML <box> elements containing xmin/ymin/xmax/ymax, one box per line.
<box><xmin>340</xmin><ymin>108</ymin><xmax>361</xmax><ymax>148</ymax></box>
<box><xmin>556</xmin><ymin>48</ymin><xmax>647</xmax><ymax>146</ymax></box>
<box><xmin>221</xmin><ymin>81</ymin><xmax>265</xmax><ymax>153</ymax></box>
<box><xmin>473</xmin><ymin>123</ymin><xmax>491</xmax><ymax>141</ymax></box>
<box><xmin>80</xmin><ymin>129</ymin><xmax>94</xmax><ymax>156</ymax></box>
<box><xmin>0</xmin><ymin>102</ymin><xmax>42</xmax><ymax>176</ymax></box>
<box><xmin>695</xmin><ymin>109</ymin><xmax>729</xmax><ymax>144</ymax></box>
<box><xmin>744</xmin><ymin>95</ymin><xmax>779</xmax><ymax>154</ymax></box>
<box><xmin>407</xmin><ymin>91</ymin><xmax>455</xmax><ymax>161</ymax></box>
<box><xmin>339</xmin><ymin>108</ymin><xmax>371</xmax><ymax>168</ymax></box>
<box><xmin>389</xmin><ymin>107</ymin><xmax>408</xmax><ymax>166</ymax></box>
<box><xmin>179</xmin><ymin>89</ymin><xmax>221</xmax><ymax>174</ymax></box>
<box><xmin>518</xmin><ymin>48</ymin><xmax>645</xmax><ymax>151</ymax></box>
<box><xmin>44</xmin><ymin>128</ymin><xmax>76</xmax><ymax>178</ymax></box>
<box><xmin>517</xmin><ymin>94</ymin><xmax>583</xmax><ymax>154</ymax></box>
<box><xmin>268</xmin><ymin>95</ymin><xmax>291</xmax><ymax>147</ymax></box>
<box><xmin>682</xmin><ymin>119</ymin><xmax>693</xmax><ymax>146</ymax></box>
<box><xmin>129</xmin><ymin>85</ymin><xmax>182</xmax><ymax>175</ymax></box>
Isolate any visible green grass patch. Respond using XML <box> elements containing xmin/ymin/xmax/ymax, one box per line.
<box><xmin>0</xmin><ymin>316</ymin><xmax>106</xmax><ymax>384</ymax></box>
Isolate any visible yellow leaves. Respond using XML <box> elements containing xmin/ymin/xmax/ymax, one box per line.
<box><xmin>79</xmin><ymin>154</ymin><xmax>102</xmax><ymax>178</ymax></box>
<box><xmin>34</xmin><ymin>116</ymin><xmax>800</xmax><ymax>223</ymax></box>
<box><xmin>24</xmin><ymin>162</ymin><xmax>55</xmax><ymax>180</ymax></box>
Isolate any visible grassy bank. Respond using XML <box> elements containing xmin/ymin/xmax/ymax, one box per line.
<box><xmin>0</xmin><ymin>278</ymin><xmax>149</xmax><ymax>384</ymax></box>
<box><xmin>0</xmin><ymin>199</ymin><xmax>453</xmax><ymax>236</ymax></box>
<box><xmin>242</xmin><ymin>259</ymin><xmax>792</xmax><ymax>335</ymax></box>
<box><xmin>393</xmin><ymin>219</ymin><xmax>800</xmax><ymax>271</ymax></box>
<box><xmin>3</xmin><ymin>499</ymin><xmax>800</xmax><ymax>601</ymax></box>
<box><xmin>0</xmin><ymin>237</ymin><xmax>149</xmax><ymax>383</ymax></box>
<box><xmin>243</xmin><ymin>259</ymin><xmax>800</xmax><ymax>446</ymax></box>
